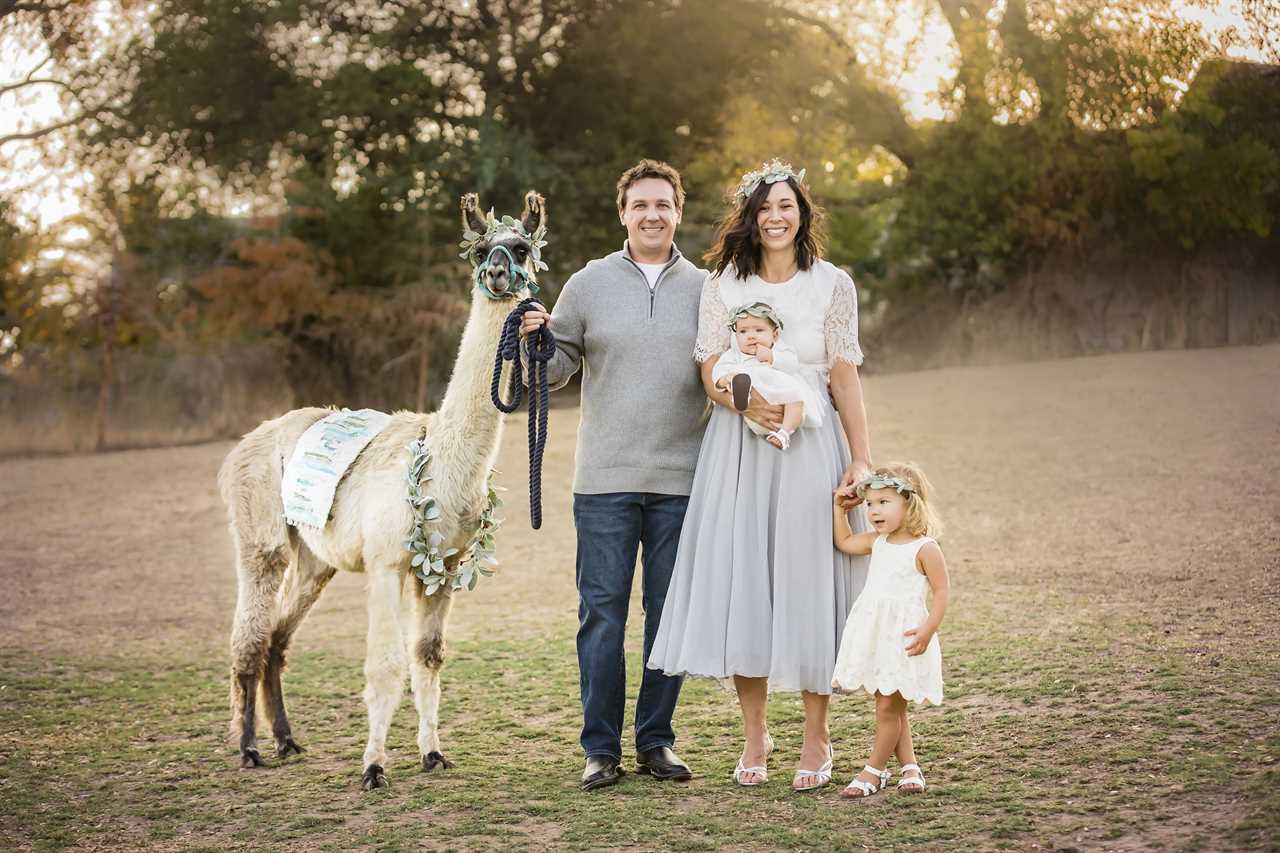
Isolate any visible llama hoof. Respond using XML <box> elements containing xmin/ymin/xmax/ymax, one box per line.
<box><xmin>276</xmin><ymin>737</ymin><xmax>305</xmax><ymax>759</ymax></box>
<box><xmin>240</xmin><ymin>748</ymin><xmax>265</xmax><ymax>769</ymax></box>
<box><xmin>422</xmin><ymin>751</ymin><xmax>454</xmax><ymax>772</ymax></box>
<box><xmin>361</xmin><ymin>764</ymin><xmax>388</xmax><ymax>791</ymax></box>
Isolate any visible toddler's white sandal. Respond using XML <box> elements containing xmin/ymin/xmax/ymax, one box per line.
<box><xmin>840</xmin><ymin>764</ymin><xmax>890</xmax><ymax>799</ymax></box>
<box><xmin>766</xmin><ymin>427</ymin><xmax>793</xmax><ymax>450</ymax></box>
<box><xmin>897</xmin><ymin>763</ymin><xmax>927</xmax><ymax>793</ymax></box>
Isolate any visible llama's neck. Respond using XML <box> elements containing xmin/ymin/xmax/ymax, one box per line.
<box><xmin>431</xmin><ymin>294</ymin><xmax>511</xmax><ymax>487</ymax></box>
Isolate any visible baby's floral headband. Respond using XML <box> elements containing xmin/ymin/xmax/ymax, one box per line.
<box><xmin>735</xmin><ymin>158</ymin><xmax>807</xmax><ymax>203</ymax></box>
<box><xmin>854</xmin><ymin>473</ymin><xmax>916</xmax><ymax>498</ymax></box>
<box><xmin>726</xmin><ymin>302</ymin><xmax>784</xmax><ymax>332</ymax></box>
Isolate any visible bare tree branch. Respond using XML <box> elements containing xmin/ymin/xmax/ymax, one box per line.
<box><xmin>0</xmin><ymin>75</ymin><xmax>79</xmax><ymax>98</ymax></box>
<box><xmin>0</xmin><ymin>114</ymin><xmax>79</xmax><ymax>146</ymax></box>
<box><xmin>0</xmin><ymin>0</ymin><xmax>75</xmax><ymax>21</ymax></box>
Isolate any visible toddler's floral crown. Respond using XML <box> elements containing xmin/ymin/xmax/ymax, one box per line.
<box><xmin>726</xmin><ymin>301</ymin><xmax>784</xmax><ymax>332</ymax></box>
<box><xmin>854</xmin><ymin>473</ymin><xmax>916</xmax><ymax>498</ymax></box>
<box><xmin>735</xmin><ymin>158</ymin><xmax>807</xmax><ymax>203</ymax></box>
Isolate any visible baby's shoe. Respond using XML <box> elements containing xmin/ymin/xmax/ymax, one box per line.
<box><xmin>731</xmin><ymin>373</ymin><xmax>752</xmax><ymax>411</ymax></box>
<box><xmin>766</xmin><ymin>428</ymin><xmax>793</xmax><ymax>451</ymax></box>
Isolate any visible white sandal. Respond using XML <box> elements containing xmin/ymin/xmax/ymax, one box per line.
<box><xmin>791</xmin><ymin>744</ymin><xmax>833</xmax><ymax>792</ymax></box>
<box><xmin>732</xmin><ymin>735</ymin><xmax>775</xmax><ymax>786</ymax></box>
<box><xmin>841</xmin><ymin>764</ymin><xmax>890</xmax><ymax>799</ymax></box>
<box><xmin>897</xmin><ymin>763</ymin><xmax>927</xmax><ymax>793</ymax></box>
<box><xmin>766</xmin><ymin>427</ymin><xmax>793</xmax><ymax>450</ymax></box>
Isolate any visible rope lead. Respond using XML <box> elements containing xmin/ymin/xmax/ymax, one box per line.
<box><xmin>491</xmin><ymin>298</ymin><xmax>556</xmax><ymax>529</ymax></box>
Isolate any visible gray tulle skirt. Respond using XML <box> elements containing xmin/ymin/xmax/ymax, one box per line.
<box><xmin>647</xmin><ymin>388</ymin><xmax>870</xmax><ymax>694</ymax></box>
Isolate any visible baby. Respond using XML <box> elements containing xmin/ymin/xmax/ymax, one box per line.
<box><xmin>712</xmin><ymin>302</ymin><xmax>823</xmax><ymax>450</ymax></box>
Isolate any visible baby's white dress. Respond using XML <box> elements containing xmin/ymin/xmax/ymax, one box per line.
<box><xmin>710</xmin><ymin>338</ymin><xmax>824</xmax><ymax>434</ymax></box>
<box><xmin>831</xmin><ymin>534</ymin><xmax>944</xmax><ymax>706</ymax></box>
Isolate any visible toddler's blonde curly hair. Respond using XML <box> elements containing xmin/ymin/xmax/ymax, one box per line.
<box><xmin>863</xmin><ymin>462</ymin><xmax>943</xmax><ymax>539</ymax></box>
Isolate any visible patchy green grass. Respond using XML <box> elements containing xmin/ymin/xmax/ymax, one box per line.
<box><xmin>2</xmin><ymin>603</ymin><xmax>1276</xmax><ymax>852</ymax></box>
<box><xmin>4</xmin><ymin>346</ymin><xmax>1278</xmax><ymax>850</ymax></box>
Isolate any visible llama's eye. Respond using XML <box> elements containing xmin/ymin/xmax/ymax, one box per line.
<box><xmin>516</xmin><ymin>246</ymin><xmax>528</xmax><ymax>260</ymax></box>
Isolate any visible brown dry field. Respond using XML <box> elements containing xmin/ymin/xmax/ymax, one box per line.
<box><xmin>1</xmin><ymin>343</ymin><xmax>1278</xmax><ymax>851</ymax></box>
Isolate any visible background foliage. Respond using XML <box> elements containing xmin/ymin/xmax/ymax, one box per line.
<box><xmin>1</xmin><ymin>0</ymin><xmax>1277</xmax><ymax>427</ymax></box>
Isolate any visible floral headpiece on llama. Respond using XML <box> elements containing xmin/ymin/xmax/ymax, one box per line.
<box><xmin>854</xmin><ymin>473</ymin><xmax>916</xmax><ymax>498</ymax></box>
<box><xmin>458</xmin><ymin>211</ymin><xmax>550</xmax><ymax>274</ymax></box>
<box><xmin>734</xmin><ymin>158</ymin><xmax>807</xmax><ymax>203</ymax></box>
<box><xmin>726</xmin><ymin>301</ymin><xmax>785</xmax><ymax>332</ymax></box>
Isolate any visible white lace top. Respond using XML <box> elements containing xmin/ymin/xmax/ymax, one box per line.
<box><xmin>693</xmin><ymin>259</ymin><xmax>864</xmax><ymax>372</ymax></box>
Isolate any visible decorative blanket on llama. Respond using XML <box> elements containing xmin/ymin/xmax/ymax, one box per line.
<box><xmin>282</xmin><ymin>408</ymin><xmax>392</xmax><ymax>529</ymax></box>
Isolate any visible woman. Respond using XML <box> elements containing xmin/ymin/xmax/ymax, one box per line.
<box><xmin>647</xmin><ymin>160</ymin><xmax>873</xmax><ymax>791</ymax></box>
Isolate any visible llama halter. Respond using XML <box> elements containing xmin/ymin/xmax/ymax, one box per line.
<box><xmin>460</xmin><ymin>212</ymin><xmax>548</xmax><ymax>299</ymax></box>
<box><xmin>735</xmin><ymin>158</ymin><xmax>807</xmax><ymax>203</ymax></box>
<box><xmin>854</xmin><ymin>473</ymin><xmax>916</xmax><ymax>498</ymax></box>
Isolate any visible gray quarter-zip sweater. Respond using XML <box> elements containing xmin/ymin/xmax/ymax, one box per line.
<box><xmin>541</xmin><ymin>242</ymin><xmax>708</xmax><ymax>495</ymax></box>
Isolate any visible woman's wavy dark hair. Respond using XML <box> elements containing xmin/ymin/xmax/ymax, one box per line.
<box><xmin>704</xmin><ymin>176</ymin><xmax>826</xmax><ymax>280</ymax></box>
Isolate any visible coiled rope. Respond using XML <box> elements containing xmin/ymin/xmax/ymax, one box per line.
<box><xmin>491</xmin><ymin>298</ymin><xmax>556</xmax><ymax>529</ymax></box>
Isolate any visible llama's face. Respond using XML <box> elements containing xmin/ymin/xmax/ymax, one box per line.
<box><xmin>461</xmin><ymin>191</ymin><xmax>547</xmax><ymax>300</ymax></box>
<box><xmin>471</xmin><ymin>226</ymin><xmax>534</xmax><ymax>299</ymax></box>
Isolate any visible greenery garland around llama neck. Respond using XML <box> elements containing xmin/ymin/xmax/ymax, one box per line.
<box><xmin>403</xmin><ymin>435</ymin><xmax>503</xmax><ymax>596</ymax></box>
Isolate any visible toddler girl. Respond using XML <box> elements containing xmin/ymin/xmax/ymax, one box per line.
<box><xmin>711</xmin><ymin>301</ymin><xmax>822</xmax><ymax>450</ymax></box>
<box><xmin>830</xmin><ymin>462</ymin><xmax>950</xmax><ymax>798</ymax></box>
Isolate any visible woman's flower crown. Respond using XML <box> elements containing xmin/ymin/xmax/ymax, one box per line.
<box><xmin>726</xmin><ymin>301</ymin><xmax>784</xmax><ymax>331</ymax></box>
<box><xmin>854</xmin><ymin>473</ymin><xmax>916</xmax><ymax>498</ymax></box>
<box><xmin>735</xmin><ymin>158</ymin><xmax>807</xmax><ymax>203</ymax></box>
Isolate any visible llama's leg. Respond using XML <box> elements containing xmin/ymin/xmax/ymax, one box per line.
<box><xmin>360</xmin><ymin>566</ymin><xmax>408</xmax><ymax>790</ymax></box>
<box><xmin>259</xmin><ymin>543</ymin><xmax>337</xmax><ymax>759</ymax></box>
<box><xmin>228</xmin><ymin>538</ymin><xmax>289</xmax><ymax>769</ymax></box>
<box><xmin>409</xmin><ymin>583</ymin><xmax>455</xmax><ymax>771</ymax></box>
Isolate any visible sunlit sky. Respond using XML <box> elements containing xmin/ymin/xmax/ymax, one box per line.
<box><xmin>0</xmin><ymin>0</ymin><xmax>1269</xmax><ymax>231</ymax></box>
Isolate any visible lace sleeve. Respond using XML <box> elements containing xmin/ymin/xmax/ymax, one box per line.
<box><xmin>824</xmin><ymin>269</ymin><xmax>864</xmax><ymax>367</ymax></box>
<box><xmin>693</xmin><ymin>273</ymin><xmax>731</xmax><ymax>363</ymax></box>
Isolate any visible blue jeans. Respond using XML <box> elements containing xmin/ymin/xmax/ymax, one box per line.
<box><xmin>573</xmin><ymin>491</ymin><xmax>688</xmax><ymax>761</ymax></box>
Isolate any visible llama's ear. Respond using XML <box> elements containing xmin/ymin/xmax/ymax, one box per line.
<box><xmin>520</xmin><ymin>191</ymin><xmax>546</xmax><ymax>235</ymax></box>
<box><xmin>461</xmin><ymin>193</ymin><xmax>488</xmax><ymax>235</ymax></box>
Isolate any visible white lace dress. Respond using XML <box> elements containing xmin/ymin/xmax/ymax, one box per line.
<box><xmin>647</xmin><ymin>260</ymin><xmax>872</xmax><ymax>694</ymax></box>
<box><xmin>831</xmin><ymin>535</ymin><xmax>944</xmax><ymax>706</ymax></box>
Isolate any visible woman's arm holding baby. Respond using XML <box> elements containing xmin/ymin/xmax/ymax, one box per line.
<box><xmin>905</xmin><ymin>543</ymin><xmax>951</xmax><ymax>656</ymax></box>
<box><xmin>700</xmin><ymin>358</ymin><xmax>784</xmax><ymax>431</ymax></box>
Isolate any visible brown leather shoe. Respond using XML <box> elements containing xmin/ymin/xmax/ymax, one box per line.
<box><xmin>636</xmin><ymin>746</ymin><xmax>693</xmax><ymax>781</ymax></box>
<box><xmin>581</xmin><ymin>755</ymin><xmax>623</xmax><ymax>791</ymax></box>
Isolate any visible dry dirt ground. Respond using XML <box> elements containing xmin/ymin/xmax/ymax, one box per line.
<box><xmin>1</xmin><ymin>344</ymin><xmax>1277</xmax><ymax>851</ymax></box>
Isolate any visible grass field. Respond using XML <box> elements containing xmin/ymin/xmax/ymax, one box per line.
<box><xmin>2</xmin><ymin>344</ymin><xmax>1277</xmax><ymax>851</ymax></box>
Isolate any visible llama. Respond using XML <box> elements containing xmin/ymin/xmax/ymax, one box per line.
<box><xmin>219</xmin><ymin>191</ymin><xmax>545</xmax><ymax>790</ymax></box>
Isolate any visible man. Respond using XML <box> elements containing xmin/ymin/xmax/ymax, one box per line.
<box><xmin>519</xmin><ymin>160</ymin><xmax>708</xmax><ymax>790</ymax></box>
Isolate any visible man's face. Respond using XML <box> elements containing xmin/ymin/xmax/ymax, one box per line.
<box><xmin>619</xmin><ymin>177</ymin><xmax>681</xmax><ymax>258</ymax></box>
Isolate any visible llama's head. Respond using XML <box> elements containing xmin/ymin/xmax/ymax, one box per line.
<box><xmin>460</xmin><ymin>191</ymin><xmax>548</xmax><ymax>301</ymax></box>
